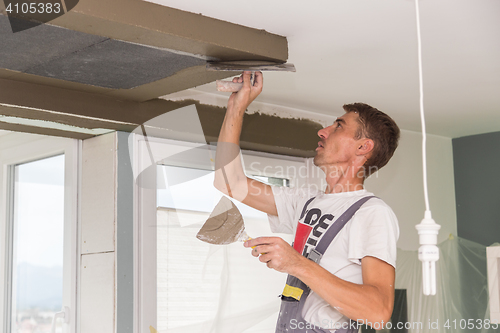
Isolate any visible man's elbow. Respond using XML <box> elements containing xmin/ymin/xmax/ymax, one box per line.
<box><xmin>360</xmin><ymin>302</ymin><xmax>393</xmax><ymax>329</ymax></box>
<box><xmin>374</xmin><ymin>304</ymin><xmax>394</xmax><ymax>326</ymax></box>
<box><xmin>213</xmin><ymin>178</ymin><xmax>229</xmax><ymax>195</ymax></box>
<box><xmin>213</xmin><ymin>177</ymin><xmax>245</xmax><ymax>198</ymax></box>
<box><xmin>381</xmin><ymin>310</ymin><xmax>393</xmax><ymax>326</ymax></box>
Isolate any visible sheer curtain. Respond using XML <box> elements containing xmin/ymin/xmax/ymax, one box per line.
<box><xmin>396</xmin><ymin>236</ymin><xmax>499</xmax><ymax>333</ymax></box>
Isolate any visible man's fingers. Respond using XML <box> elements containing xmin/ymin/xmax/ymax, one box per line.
<box><xmin>253</xmin><ymin>71</ymin><xmax>263</xmax><ymax>88</ymax></box>
<box><xmin>242</xmin><ymin>71</ymin><xmax>252</xmax><ymax>88</ymax></box>
<box><xmin>244</xmin><ymin>236</ymin><xmax>279</xmax><ymax>248</ymax></box>
<box><xmin>252</xmin><ymin>244</ymin><xmax>273</xmax><ymax>256</ymax></box>
<box><xmin>258</xmin><ymin>253</ymin><xmax>271</xmax><ymax>263</ymax></box>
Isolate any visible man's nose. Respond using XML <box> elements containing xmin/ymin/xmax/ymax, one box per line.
<box><xmin>318</xmin><ymin>126</ymin><xmax>329</xmax><ymax>138</ymax></box>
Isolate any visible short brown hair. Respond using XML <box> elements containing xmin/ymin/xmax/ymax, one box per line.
<box><xmin>343</xmin><ymin>103</ymin><xmax>400</xmax><ymax>177</ymax></box>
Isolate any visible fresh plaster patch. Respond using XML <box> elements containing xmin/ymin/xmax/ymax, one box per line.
<box><xmin>162</xmin><ymin>88</ymin><xmax>335</xmax><ymax>127</ymax></box>
<box><xmin>163</xmin><ymin>99</ymin><xmax>323</xmax><ymax>157</ymax></box>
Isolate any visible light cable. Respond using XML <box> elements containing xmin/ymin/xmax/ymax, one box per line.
<box><xmin>415</xmin><ymin>0</ymin><xmax>430</xmax><ymax>213</ymax></box>
<box><xmin>414</xmin><ymin>0</ymin><xmax>441</xmax><ymax>296</ymax></box>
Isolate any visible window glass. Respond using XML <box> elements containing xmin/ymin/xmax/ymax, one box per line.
<box><xmin>11</xmin><ymin>155</ymin><xmax>65</xmax><ymax>333</ymax></box>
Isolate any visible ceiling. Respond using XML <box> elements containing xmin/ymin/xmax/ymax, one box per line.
<box><xmin>0</xmin><ymin>129</ymin><xmax>11</xmax><ymax>137</ymax></box>
<box><xmin>154</xmin><ymin>0</ymin><xmax>500</xmax><ymax>138</ymax></box>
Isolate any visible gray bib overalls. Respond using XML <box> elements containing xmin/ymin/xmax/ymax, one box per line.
<box><xmin>275</xmin><ymin>196</ymin><xmax>375</xmax><ymax>333</ymax></box>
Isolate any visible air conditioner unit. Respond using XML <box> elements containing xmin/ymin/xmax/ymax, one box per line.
<box><xmin>487</xmin><ymin>245</ymin><xmax>500</xmax><ymax>322</ymax></box>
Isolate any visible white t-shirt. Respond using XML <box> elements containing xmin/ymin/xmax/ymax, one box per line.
<box><xmin>268</xmin><ymin>187</ymin><xmax>399</xmax><ymax>330</ymax></box>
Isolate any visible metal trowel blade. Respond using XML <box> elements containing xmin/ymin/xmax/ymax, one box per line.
<box><xmin>206</xmin><ymin>60</ymin><xmax>296</xmax><ymax>72</ymax></box>
<box><xmin>196</xmin><ymin>196</ymin><xmax>249</xmax><ymax>245</ymax></box>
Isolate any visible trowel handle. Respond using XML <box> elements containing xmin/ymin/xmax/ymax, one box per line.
<box><xmin>243</xmin><ymin>236</ymin><xmax>256</xmax><ymax>249</ymax></box>
<box><xmin>216</xmin><ymin>80</ymin><xmax>242</xmax><ymax>92</ymax></box>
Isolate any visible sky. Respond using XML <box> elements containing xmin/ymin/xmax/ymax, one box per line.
<box><xmin>14</xmin><ymin>154</ymin><xmax>65</xmax><ymax>268</ymax></box>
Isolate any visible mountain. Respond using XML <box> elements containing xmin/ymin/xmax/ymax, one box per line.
<box><xmin>15</xmin><ymin>262</ymin><xmax>63</xmax><ymax>311</ymax></box>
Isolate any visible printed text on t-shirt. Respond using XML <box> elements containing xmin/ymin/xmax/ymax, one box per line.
<box><xmin>294</xmin><ymin>197</ymin><xmax>335</xmax><ymax>256</ymax></box>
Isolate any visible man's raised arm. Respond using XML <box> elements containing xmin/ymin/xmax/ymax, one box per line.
<box><xmin>213</xmin><ymin>71</ymin><xmax>278</xmax><ymax>216</ymax></box>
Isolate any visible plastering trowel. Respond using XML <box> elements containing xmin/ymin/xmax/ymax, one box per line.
<box><xmin>206</xmin><ymin>60</ymin><xmax>296</xmax><ymax>92</ymax></box>
<box><xmin>196</xmin><ymin>196</ymin><xmax>251</xmax><ymax>245</ymax></box>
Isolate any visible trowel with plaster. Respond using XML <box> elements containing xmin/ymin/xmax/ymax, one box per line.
<box><xmin>206</xmin><ymin>60</ymin><xmax>296</xmax><ymax>92</ymax></box>
<box><xmin>196</xmin><ymin>196</ymin><xmax>251</xmax><ymax>245</ymax></box>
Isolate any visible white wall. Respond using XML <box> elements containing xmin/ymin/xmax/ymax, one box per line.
<box><xmin>80</xmin><ymin>133</ymin><xmax>116</xmax><ymax>333</ymax></box>
<box><xmin>80</xmin><ymin>132</ymin><xmax>135</xmax><ymax>333</ymax></box>
<box><xmin>365</xmin><ymin>130</ymin><xmax>457</xmax><ymax>251</ymax></box>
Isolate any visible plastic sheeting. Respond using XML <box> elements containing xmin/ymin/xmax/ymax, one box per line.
<box><xmin>396</xmin><ymin>235</ymin><xmax>499</xmax><ymax>333</ymax></box>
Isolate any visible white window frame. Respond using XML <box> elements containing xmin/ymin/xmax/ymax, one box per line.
<box><xmin>0</xmin><ymin>132</ymin><xmax>80</xmax><ymax>333</ymax></box>
<box><xmin>130</xmin><ymin>133</ymin><xmax>309</xmax><ymax>333</ymax></box>
<box><xmin>487</xmin><ymin>246</ymin><xmax>500</xmax><ymax>322</ymax></box>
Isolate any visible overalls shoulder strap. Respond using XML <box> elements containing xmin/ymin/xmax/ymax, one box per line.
<box><xmin>307</xmin><ymin>195</ymin><xmax>377</xmax><ymax>263</ymax></box>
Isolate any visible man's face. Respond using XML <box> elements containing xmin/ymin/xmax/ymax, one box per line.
<box><xmin>313</xmin><ymin>112</ymin><xmax>364</xmax><ymax>167</ymax></box>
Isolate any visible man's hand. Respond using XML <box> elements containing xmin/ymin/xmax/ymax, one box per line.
<box><xmin>227</xmin><ymin>71</ymin><xmax>263</xmax><ymax>114</ymax></box>
<box><xmin>244</xmin><ymin>237</ymin><xmax>306</xmax><ymax>274</ymax></box>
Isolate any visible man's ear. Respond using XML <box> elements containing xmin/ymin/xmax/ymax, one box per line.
<box><xmin>357</xmin><ymin>139</ymin><xmax>374</xmax><ymax>156</ymax></box>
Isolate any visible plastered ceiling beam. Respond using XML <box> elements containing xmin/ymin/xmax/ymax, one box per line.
<box><xmin>50</xmin><ymin>0</ymin><xmax>287</xmax><ymax>62</ymax></box>
<box><xmin>0</xmin><ymin>1</ymin><xmax>288</xmax><ymax>102</ymax></box>
<box><xmin>0</xmin><ymin>78</ymin><xmax>183</xmax><ymax>129</ymax></box>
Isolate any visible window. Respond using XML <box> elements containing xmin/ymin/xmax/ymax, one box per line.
<box><xmin>0</xmin><ymin>133</ymin><xmax>79</xmax><ymax>333</ymax></box>
<box><xmin>132</xmin><ymin>135</ymin><xmax>307</xmax><ymax>333</ymax></box>
<box><xmin>11</xmin><ymin>155</ymin><xmax>65</xmax><ymax>333</ymax></box>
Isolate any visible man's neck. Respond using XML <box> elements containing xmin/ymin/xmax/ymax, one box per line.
<box><xmin>322</xmin><ymin>165</ymin><xmax>365</xmax><ymax>194</ymax></box>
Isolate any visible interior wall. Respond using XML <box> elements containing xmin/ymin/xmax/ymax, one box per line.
<box><xmin>365</xmin><ymin>130</ymin><xmax>457</xmax><ymax>251</ymax></box>
<box><xmin>80</xmin><ymin>133</ymin><xmax>116</xmax><ymax>333</ymax></box>
<box><xmin>79</xmin><ymin>131</ymin><xmax>134</xmax><ymax>333</ymax></box>
<box><xmin>452</xmin><ymin>131</ymin><xmax>500</xmax><ymax>247</ymax></box>
<box><xmin>116</xmin><ymin>132</ymin><xmax>134</xmax><ymax>333</ymax></box>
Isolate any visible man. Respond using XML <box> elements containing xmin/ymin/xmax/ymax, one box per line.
<box><xmin>214</xmin><ymin>71</ymin><xmax>400</xmax><ymax>332</ymax></box>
